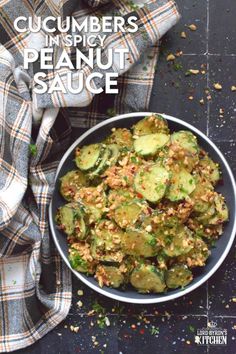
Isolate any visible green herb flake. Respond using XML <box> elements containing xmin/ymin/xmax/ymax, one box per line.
<box><xmin>150</xmin><ymin>326</ymin><xmax>159</xmax><ymax>335</ymax></box>
<box><xmin>210</xmin><ymin>240</ymin><xmax>216</xmax><ymax>248</ymax></box>
<box><xmin>189</xmin><ymin>325</ymin><xmax>195</xmax><ymax>333</ymax></box>
<box><xmin>173</xmin><ymin>62</ymin><xmax>183</xmax><ymax>71</ymax></box>
<box><xmin>148</xmin><ymin>238</ymin><xmax>156</xmax><ymax>247</ymax></box>
<box><xmin>185</xmin><ymin>70</ymin><xmax>192</xmax><ymax>77</ymax></box>
<box><xmin>165</xmin><ymin>235</ymin><xmax>173</xmax><ymax>245</ymax></box>
<box><xmin>131</xmin><ymin>156</ymin><xmax>138</xmax><ymax>164</ymax></box>
<box><xmin>97</xmin><ymin>317</ymin><xmax>106</xmax><ymax>329</ymax></box>
<box><xmin>123</xmin><ymin>176</ymin><xmax>128</xmax><ymax>183</ymax></box>
<box><xmin>29</xmin><ymin>144</ymin><xmax>37</xmax><ymax>157</ymax></box>
<box><xmin>92</xmin><ymin>301</ymin><xmax>105</xmax><ymax>315</ymax></box>
<box><xmin>107</xmin><ymin>108</ymin><xmax>116</xmax><ymax>117</ymax></box>
<box><xmin>155</xmin><ymin>184</ymin><xmax>165</xmax><ymax>193</ymax></box>
<box><xmin>69</xmin><ymin>254</ymin><xmax>87</xmax><ymax>270</ymax></box>
<box><xmin>126</xmin><ymin>0</ymin><xmax>139</xmax><ymax>11</ymax></box>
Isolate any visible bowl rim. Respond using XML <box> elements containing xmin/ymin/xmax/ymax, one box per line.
<box><xmin>49</xmin><ymin>112</ymin><xmax>236</xmax><ymax>304</ymax></box>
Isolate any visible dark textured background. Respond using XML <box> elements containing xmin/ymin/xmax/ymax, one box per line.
<box><xmin>14</xmin><ymin>0</ymin><xmax>236</xmax><ymax>353</ymax></box>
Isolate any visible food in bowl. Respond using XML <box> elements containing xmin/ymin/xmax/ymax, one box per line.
<box><xmin>55</xmin><ymin>114</ymin><xmax>229</xmax><ymax>293</ymax></box>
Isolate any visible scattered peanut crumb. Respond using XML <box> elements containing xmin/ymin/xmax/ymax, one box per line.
<box><xmin>165</xmin><ymin>311</ymin><xmax>171</xmax><ymax>317</ymax></box>
<box><xmin>186</xmin><ymin>340</ymin><xmax>191</xmax><ymax>345</ymax></box>
<box><xmin>213</xmin><ymin>83</ymin><xmax>222</xmax><ymax>90</ymax></box>
<box><xmin>189</xmin><ymin>69</ymin><xmax>199</xmax><ymax>75</ymax></box>
<box><xmin>77</xmin><ymin>290</ymin><xmax>84</xmax><ymax>296</ymax></box>
<box><xmin>144</xmin><ymin>317</ymin><xmax>151</xmax><ymax>324</ymax></box>
<box><xmin>166</xmin><ymin>53</ymin><xmax>176</xmax><ymax>61</ymax></box>
<box><xmin>87</xmin><ymin>310</ymin><xmax>95</xmax><ymax>316</ymax></box>
<box><xmin>188</xmin><ymin>24</ymin><xmax>197</xmax><ymax>31</ymax></box>
<box><xmin>232</xmin><ymin>298</ymin><xmax>236</xmax><ymax>302</ymax></box>
<box><xmin>188</xmin><ymin>96</ymin><xmax>194</xmax><ymax>100</ymax></box>
<box><xmin>70</xmin><ymin>325</ymin><xmax>80</xmax><ymax>333</ymax></box>
<box><xmin>176</xmin><ymin>50</ymin><xmax>183</xmax><ymax>57</ymax></box>
<box><xmin>219</xmin><ymin>108</ymin><xmax>224</xmax><ymax>115</ymax></box>
<box><xmin>207</xmin><ymin>95</ymin><xmax>212</xmax><ymax>101</ymax></box>
<box><xmin>199</xmin><ymin>99</ymin><xmax>204</xmax><ymax>105</ymax></box>
<box><xmin>91</xmin><ymin>336</ymin><xmax>98</xmax><ymax>346</ymax></box>
<box><xmin>201</xmin><ymin>70</ymin><xmax>206</xmax><ymax>74</ymax></box>
<box><xmin>145</xmin><ymin>225</ymin><xmax>152</xmax><ymax>232</ymax></box>
<box><xmin>77</xmin><ymin>300</ymin><xmax>83</xmax><ymax>307</ymax></box>
<box><xmin>231</xmin><ymin>85</ymin><xmax>236</xmax><ymax>92</ymax></box>
<box><xmin>181</xmin><ymin>31</ymin><xmax>187</xmax><ymax>38</ymax></box>
<box><xmin>105</xmin><ymin>317</ymin><xmax>110</xmax><ymax>327</ymax></box>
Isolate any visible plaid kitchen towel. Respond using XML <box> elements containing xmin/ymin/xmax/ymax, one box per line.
<box><xmin>0</xmin><ymin>0</ymin><xmax>180</xmax><ymax>351</ymax></box>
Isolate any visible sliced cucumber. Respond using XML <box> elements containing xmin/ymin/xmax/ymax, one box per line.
<box><xmin>177</xmin><ymin>238</ymin><xmax>210</xmax><ymax>268</ymax></box>
<box><xmin>197</xmin><ymin>154</ymin><xmax>221</xmax><ymax>185</ymax></box>
<box><xmin>91</xmin><ymin>220</ymin><xmax>124</xmax><ymax>262</ymax></box>
<box><xmin>122</xmin><ymin>229</ymin><xmax>158</xmax><ymax>257</ymax></box>
<box><xmin>108</xmin><ymin>144</ymin><xmax>120</xmax><ymax>165</ymax></box>
<box><xmin>76</xmin><ymin>186</ymin><xmax>107</xmax><ymax>224</ymax></box>
<box><xmin>89</xmin><ymin>147</ymin><xmax>111</xmax><ymax>178</ymax></box>
<box><xmin>191</xmin><ymin>176</ymin><xmax>214</xmax><ymax>213</ymax></box>
<box><xmin>55</xmin><ymin>203</ymin><xmax>86</xmax><ymax>239</ymax></box>
<box><xmin>55</xmin><ymin>204</ymin><xmax>74</xmax><ymax>235</ymax></box>
<box><xmin>208</xmin><ymin>194</ymin><xmax>229</xmax><ymax>225</ymax></box>
<box><xmin>134</xmin><ymin>164</ymin><xmax>169</xmax><ymax>203</ymax></box>
<box><xmin>196</xmin><ymin>205</ymin><xmax>216</xmax><ymax>225</ymax></box>
<box><xmin>113</xmin><ymin>202</ymin><xmax>142</xmax><ymax>229</ymax></box>
<box><xmin>107</xmin><ymin>128</ymin><xmax>133</xmax><ymax>148</ymax></box>
<box><xmin>130</xmin><ymin>264</ymin><xmax>166</xmax><ymax>293</ymax></box>
<box><xmin>95</xmin><ymin>265</ymin><xmax>124</xmax><ymax>288</ymax></box>
<box><xmin>134</xmin><ymin>133</ymin><xmax>170</xmax><ymax>156</ymax></box>
<box><xmin>75</xmin><ymin>144</ymin><xmax>103</xmax><ymax>171</ymax></box>
<box><xmin>166</xmin><ymin>169</ymin><xmax>196</xmax><ymax>201</ymax></box>
<box><xmin>69</xmin><ymin>244</ymin><xmax>95</xmax><ymax>274</ymax></box>
<box><xmin>108</xmin><ymin>189</ymin><xmax>134</xmax><ymax>206</ymax></box>
<box><xmin>60</xmin><ymin>170</ymin><xmax>88</xmax><ymax>201</ymax></box>
<box><xmin>166</xmin><ymin>265</ymin><xmax>193</xmax><ymax>289</ymax></box>
<box><xmin>133</xmin><ymin>114</ymin><xmax>169</xmax><ymax>136</ymax></box>
<box><xmin>171</xmin><ymin>130</ymin><xmax>199</xmax><ymax>154</ymax></box>
<box><xmin>161</xmin><ymin>226</ymin><xmax>194</xmax><ymax>257</ymax></box>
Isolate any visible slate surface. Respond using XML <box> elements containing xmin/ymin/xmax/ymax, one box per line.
<box><xmin>13</xmin><ymin>0</ymin><xmax>236</xmax><ymax>353</ymax></box>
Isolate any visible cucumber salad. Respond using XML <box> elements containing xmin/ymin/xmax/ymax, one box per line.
<box><xmin>55</xmin><ymin>114</ymin><xmax>229</xmax><ymax>293</ymax></box>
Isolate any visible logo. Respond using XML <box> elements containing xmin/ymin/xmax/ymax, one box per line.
<box><xmin>194</xmin><ymin>321</ymin><xmax>227</xmax><ymax>346</ymax></box>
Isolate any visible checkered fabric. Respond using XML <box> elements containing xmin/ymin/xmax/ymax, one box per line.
<box><xmin>0</xmin><ymin>0</ymin><xmax>180</xmax><ymax>351</ymax></box>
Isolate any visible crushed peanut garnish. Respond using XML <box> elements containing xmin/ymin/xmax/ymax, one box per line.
<box><xmin>188</xmin><ymin>24</ymin><xmax>197</xmax><ymax>31</ymax></box>
<box><xmin>213</xmin><ymin>83</ymin><xmax>222</xmax><ymax>90</ymax></box>
<box><xmin>166</xmin><ymin>53</ymin><xmax>176</xmax><ymax>61</ymax></box>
